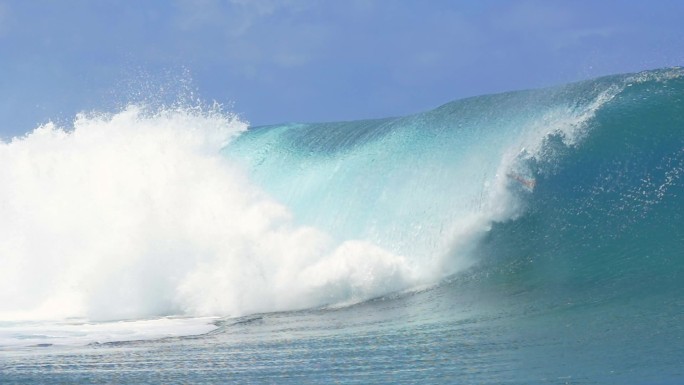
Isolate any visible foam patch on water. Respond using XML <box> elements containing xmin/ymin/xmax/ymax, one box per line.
<box><xmin>0</xmin><ymin>317</ymin><xmax>219</xmax><ymax>348</ymax></box>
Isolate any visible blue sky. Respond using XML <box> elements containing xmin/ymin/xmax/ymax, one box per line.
<box><xmin>1</xmin><ymin>0</ymin><xmax>683</xmax><ymax>137</ymax></box>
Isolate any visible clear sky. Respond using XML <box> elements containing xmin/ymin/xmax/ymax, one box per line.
<box><xmin>1</xmin><ymin>0</ymin><xmax>683</xmax><ymax>137</ymax></box>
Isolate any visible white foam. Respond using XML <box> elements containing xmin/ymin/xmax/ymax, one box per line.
<box><xmin>0</xmin><ymin>105</ymin><xmax>418</xmax><ymax>322</ymax></box>
<box><xmin>0</xmin><ymin>317</ymin><xmax>219</xmax><ymax>348</ymax></box>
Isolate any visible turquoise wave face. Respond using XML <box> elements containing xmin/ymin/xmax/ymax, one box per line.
<box><xmin>226</xmin><ymin>68</ymin><xmax>684</xmax><ymax>289</ymax></box>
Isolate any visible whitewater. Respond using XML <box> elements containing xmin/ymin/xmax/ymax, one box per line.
<box><xmin>1</xmin><ymin>68</ymin><xmax>683</xmax><ymax>384</ymax></box>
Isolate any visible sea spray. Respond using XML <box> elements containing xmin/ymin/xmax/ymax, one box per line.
<box><xmin>0</xmin><ymin>105</ymin><xmax>415</xmax><ymax>321</ymax></box>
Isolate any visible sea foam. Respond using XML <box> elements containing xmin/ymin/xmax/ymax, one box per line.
<box><xmin>0</xmin><ymin>105</ymin><xmax>415</xmax><ymax>321</ymax></box>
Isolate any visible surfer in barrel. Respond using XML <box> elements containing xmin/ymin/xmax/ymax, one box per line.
<box><xmin>507</xmin><ymin>172</ymin><xmax>536</xmax><ymax>190</ymax></box>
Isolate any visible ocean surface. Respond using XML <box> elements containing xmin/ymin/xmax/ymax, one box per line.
<box><xmin>1</xmin><ymin>68</ymin><xmax>682</xmax><ymax>384</ymax></box>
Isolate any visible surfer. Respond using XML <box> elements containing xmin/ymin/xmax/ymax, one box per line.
<box><xmin>507</xmin><ymin>172</ymin><xmax>536</xmax><ymax>190</ymax></box>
